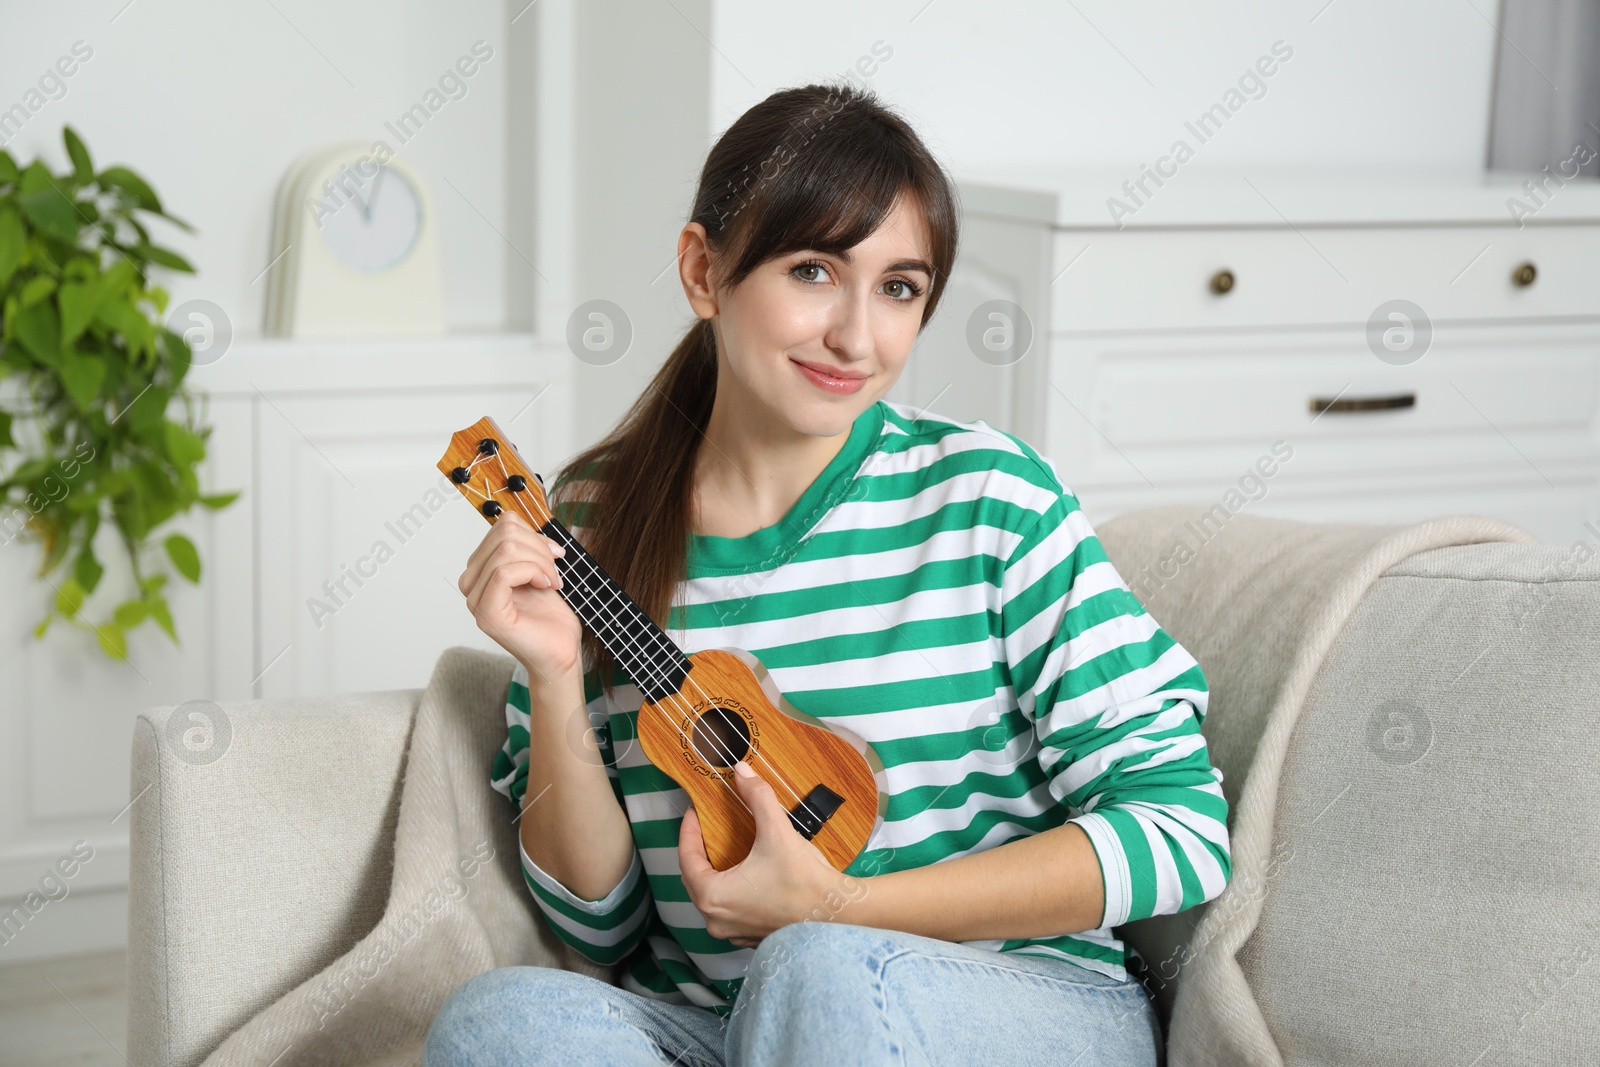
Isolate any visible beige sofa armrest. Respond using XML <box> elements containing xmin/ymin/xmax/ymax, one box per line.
<box><xmin>127</xmin><ymin>688</ymin><xmax>420</xmax><ymax>1067</ymax></box>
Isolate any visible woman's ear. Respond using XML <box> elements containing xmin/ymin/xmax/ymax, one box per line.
<box><xmin>679</xmin><ymin>222</ymin><xmax>720</xmax><ymax>320</ymax></box>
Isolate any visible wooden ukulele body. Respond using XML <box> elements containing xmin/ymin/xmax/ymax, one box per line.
<box><xmin>635</xmin><ymin>646</ymin><xmax>887</xmax><ymax>873</ymax></box>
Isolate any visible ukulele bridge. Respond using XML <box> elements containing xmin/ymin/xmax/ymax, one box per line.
<box><xmin>788</xmin><ymin>784</ymin><xmax>846</xmax><ymax>841</ymax></box>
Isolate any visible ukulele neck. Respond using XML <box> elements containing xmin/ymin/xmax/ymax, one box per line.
<box><xmin>541</xmin><ymin>514</ymin><xmax>691</xmax><ymax>703</ymax></box>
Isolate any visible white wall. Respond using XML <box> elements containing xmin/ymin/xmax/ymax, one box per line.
<box><xmin>0</xmin><ymin>0</ymin><xmax>518</xmax><ymax>336</ymax></box>
<box><xmin>710</xmin><ymin>0</ymin><xmax>1503</xmax><ymax>175</ymax></box>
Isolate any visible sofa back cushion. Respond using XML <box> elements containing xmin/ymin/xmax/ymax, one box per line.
<box><xmin>1228</xmin><ymin>540</ymin><xmax>1600</xmax><ymax>1065</ymax></box>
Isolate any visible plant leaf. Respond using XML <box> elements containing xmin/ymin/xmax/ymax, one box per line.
<box><xmin>148</xmin><ymin>595</ymin><xmax>176</xmax><ymax>641</ymax></box>
<box><xmin>96</xmin><ymin>622</ymin><xmax>127</xmax><ymax>660</ymax></box>
<box><xmin>97</xmin><ymin>166</ymin><xmax>162</xmax><ymax>213</ymax></box>
<box><xmin>113</xmin><ymin>599</ymin><xmax>148</xmax><ymax>629</ymax></box>
<box><xmin>125</xmin><ymin>385</ymin><xmax>169</xmax><ymax>433</ymax></box>
<box><xmin>136</xmin><ymin>243</ymin><xmax>194</xmax><ymax>273</ymax></box>
<box><xmin>96</xmin><ymin>296</ymin><xmax>153</xmax><ymax>359</ymax></box>
<box><xmin>55</xmin><ymin>576</ymin><xmax>86</xmax><ymax>617</ymax></box>
<box><xmin>163</xmin><ymin>422</ymin><xmax>205</xmax><ymax>465</ymax></box>
<box><xmin>100</xmin><ymin>255</ymin><xmax>138</xmax><ymax>294</ymax></box>
<box><xmin>14</xmin><ymin>301</ymin><xmax>62</xmax><ymax>366</ymax></box>
<box><xmin>58</xmin><ymin>280</ymin><xmax>108</xmax><ymax>346</ymax></box>
<box><xmin>18</xmin><ymin>161</ymin><xmax>53</xmax><ymax>195</ymax></box>
<box><xmin>0</xmin><ymin>150</ymin><xmax>17</xmax><ymax>184</ymax></box>
<box><xmin>156</xmin><ymin>211</ymin><xmax>196</xmax><ymax>235</ymax></box>
<box><xmin>0</xmin><ymin>409</ymin><xmax>12</xmax><ymax>448</ymax></box>
<box><xmin>62</xmin><ymin>126</ymin><xmax>94</xmax><ymax>184</ymax></box>
<box><xmin>20</xmin><ymin>274</ymin><xmax>57</xmax><ymax>308</ymax></box>
<box><xmin>80</xmin><ymin>508</ymin><xmax>100</xmax><ymax>551</ymax></box>
<box><xmin>159</xmin><ymin>328</ymin><xmax>191</xmax><ymax>387</ymax></box>
<box><xmin>164</xmin><ymin>532</ymin><xmax>200</xmax><ymax>582</ymax></box>
<box><xmin>199</xmin><ymin>490</ymin><xmax>240</xmax><ymax>510</ymax></box>
<box><xmin>74</xmin><ymin>546</ymin><xmax>103</xmax><ymax>595</ymax></box>
<box><xmin>59</xmin><ymin>349</ymin><xmax>106</xmax><ymax>412</ymax></box>
<box><xmin>0</xmin><ymin>208</ymin><xmax>24</xmax><ymax>289</ymax></box>
<box><xmin>18</xmin><ymin>188</ymin><xmax>80</xmax><ymax>243</ymax></box>
<box><xmin>40</xmin><ymin>514</ymin><xmax>73</xmax><ymax>573</ymax></box>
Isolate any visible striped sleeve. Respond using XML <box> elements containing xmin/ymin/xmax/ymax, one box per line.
<box><xmin>489</xmin><ymin>659</ymin><xmax>653</xmax><ymax>965</ymax></box>
<box><xmin>998</xmin><ymin>460</ymin><xmax>1232</xmax><ymax>930</ymax></box>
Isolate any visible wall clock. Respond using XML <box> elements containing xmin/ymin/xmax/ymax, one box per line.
<box><xmin>265</xmin><ymin>141</ymin><xmax>445</xmax><ymax>337</ymax></box>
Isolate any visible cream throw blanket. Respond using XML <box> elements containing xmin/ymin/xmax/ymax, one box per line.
<box><xmin>204</xmin><ymin>646</ymin><xmax>603</xmax><ymax>1065</ymax></box>
<box><xmin>203</xmin><ymin>505</ymin><xmax>1535</xmax><ymax>1066</ymax></box>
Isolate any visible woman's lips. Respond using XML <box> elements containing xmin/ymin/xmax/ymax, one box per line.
<box><xmin>791</xmin><ymin>358</ymin><xmax>867</xmax><ymax>396</ymax></box>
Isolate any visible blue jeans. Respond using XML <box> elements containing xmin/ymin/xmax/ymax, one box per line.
<box><xmin>424</xmin><ymin>921</ymin><xmax>1162</xmax><ymax>1066</ymax></box>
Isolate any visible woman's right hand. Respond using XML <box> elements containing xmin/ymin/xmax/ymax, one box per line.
<box><xmin>459</xmin><ymin>510</ymin><xmax>583</xmax><ymax>682</ymax></box>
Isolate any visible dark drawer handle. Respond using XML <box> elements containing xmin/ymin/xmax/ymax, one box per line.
<box><xmin>1309</xmin><ymin>392</ymin><xmax>1416</xmax><ymax>415</ymax></box>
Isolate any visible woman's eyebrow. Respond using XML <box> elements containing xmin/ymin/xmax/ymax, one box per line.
<box><xmin>827</xmin><ymin>248</ymin><xmax>934</xmax><ymax>277</ymax></box>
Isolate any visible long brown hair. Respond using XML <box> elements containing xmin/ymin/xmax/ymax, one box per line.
<box><xmin>555</xmin><ymin>81</ymin><xmax>960</xmax><ymax>697</ymax></box>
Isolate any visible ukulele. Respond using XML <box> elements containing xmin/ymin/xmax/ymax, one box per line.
<box><xmin>438</xmin><ymin>415</ymin><xmax>887</xmax><ymax>873</ymax></box>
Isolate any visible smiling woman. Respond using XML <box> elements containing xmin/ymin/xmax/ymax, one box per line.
<box><xmin>436</xmin><ymin>81</ymin><xmax>1228</xmax><ymax>1067</ymax></box>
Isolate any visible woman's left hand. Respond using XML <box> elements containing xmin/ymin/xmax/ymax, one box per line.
<box><xmin>678</xmin><ymin>760</ymin><xmax>844</xmax><ymax>949</ymax></box>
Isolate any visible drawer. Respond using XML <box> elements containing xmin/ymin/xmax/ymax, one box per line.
<box><xmin>1050</xmin><ymin>224</ymin><xmax>1600</xmax><ymax>333</ymax></box>
<box><xmin>1041</xmin><ymin>325</ymin><xmax>1600</xmax><ymax>487</ymax></box>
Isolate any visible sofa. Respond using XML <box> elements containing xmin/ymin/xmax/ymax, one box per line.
<box><xmin>126</xmin><ymin>507</ymin><xmax>1600</xmax><ymax>1066</ymax></box>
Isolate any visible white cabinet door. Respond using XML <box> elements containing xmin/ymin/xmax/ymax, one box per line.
<box><xmin>253</xmin><ymin>381</ymin><xmax>569</xmax><ymax>699</ymax></box>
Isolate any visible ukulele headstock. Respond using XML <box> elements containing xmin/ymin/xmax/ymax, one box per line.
<box><xmin>436</xmin><ymin>415</ymin><xmax>551</xmax><ymax>527</ymax></box>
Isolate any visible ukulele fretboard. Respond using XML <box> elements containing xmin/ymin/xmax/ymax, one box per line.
<box><xmin>541</xmin><ymin>514</ymin><xmax>691</xmax><ymax>703</ymax></box>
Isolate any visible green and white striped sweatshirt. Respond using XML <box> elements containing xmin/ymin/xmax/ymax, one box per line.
<box><xmin>490</xmin><ymin>398</ymin><xmax>1231</xmax><ymax>1017</ymax></box>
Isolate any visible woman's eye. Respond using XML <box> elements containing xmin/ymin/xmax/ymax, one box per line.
<box><xmin>792</xmin><ymin>259</ymin><xmax>922</xmax><ymax>301</ymax></box>
<box><xmin>792</xmin><ymin>260</ymin><xmax>830</xmax><ymax>284</ymax></box>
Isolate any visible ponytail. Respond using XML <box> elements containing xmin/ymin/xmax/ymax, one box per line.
<box><xmin>556</xmin><ymin>317</ymin><xmax>716</xmax><ymax>697</ymax></box>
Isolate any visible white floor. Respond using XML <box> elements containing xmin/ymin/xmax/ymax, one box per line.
<box><xmin>0</xmin><ymin>949</ymin><xmax>128</xmax><ymax>1067</ymax></box>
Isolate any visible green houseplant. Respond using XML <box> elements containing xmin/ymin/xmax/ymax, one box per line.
<box><xmin>0</xmin><ymin>125</ymin><xmax>237</xmax><ymax>660</ymax></box>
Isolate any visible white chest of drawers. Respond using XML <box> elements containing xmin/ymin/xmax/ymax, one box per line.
<box><xmin>889</xmin><ymin>170</ymin><xmax>1600</xmax><ymax>544</ymax></box>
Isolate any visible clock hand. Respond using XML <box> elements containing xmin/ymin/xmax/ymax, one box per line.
<box><xmin>364</xmin><ymin>164</ymin><xmax>389</xmax><ymax>222</ymax></box>
<box><xmin>342</xmin><ymin>165</ymin><xmax>370</xmax><ymax>219</ymax></box>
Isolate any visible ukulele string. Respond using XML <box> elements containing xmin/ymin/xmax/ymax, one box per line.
<box><xmin>473</xmin><ymin>448</ymin><xmax>824</xmax><ymax>829</ymax></box>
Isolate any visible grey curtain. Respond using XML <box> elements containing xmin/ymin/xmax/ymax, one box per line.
<box><xmin>1486</xmin><ymin>0</ymin><xmax>1600</xmax><ymax>177</ymax></box>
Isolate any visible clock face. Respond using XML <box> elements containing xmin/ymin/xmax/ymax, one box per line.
<box><xmin>318</xmin><ymin>161</ymin><xmax>423</xmax><ymax>272</ymax></box>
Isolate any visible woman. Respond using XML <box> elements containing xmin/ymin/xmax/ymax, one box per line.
<box><xmin>430</xmin><ymin>82</ymin><xmax>1230</xmax><ymax>1066</ymax></box>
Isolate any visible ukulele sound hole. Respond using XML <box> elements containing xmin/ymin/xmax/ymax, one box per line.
<box><xmin>688</xmin><ymin>706</ymin><xmax>752</xmax><ymax>769</ymax></box>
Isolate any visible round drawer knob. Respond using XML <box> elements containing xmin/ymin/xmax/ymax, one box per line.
<box><xmin>1512</xmin><ymin>261</ymin><xmax>1537</xmax><ymax>287</ymax></box>
<box><xmin>1209</xmin><ymin>269</ymin><xmax>1235</xmax><ymax>295</ymax></box>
